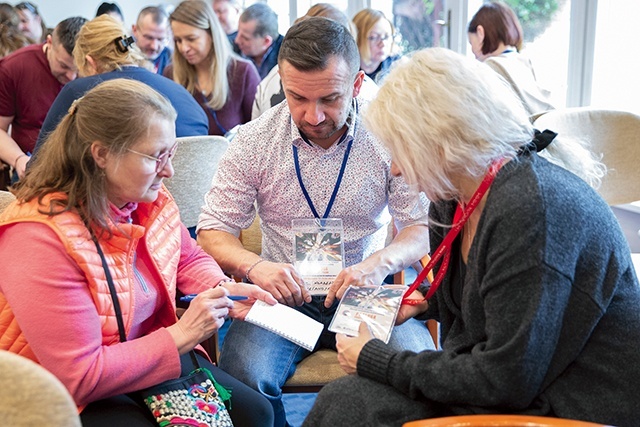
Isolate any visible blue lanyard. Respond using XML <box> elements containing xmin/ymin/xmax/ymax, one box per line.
<box><xmin>205</xmin><ymin>106</ymin><xmax>229</xmax><ymax>135</ymax></box>
<box><xmin>293</xmin><ymin>135</ymin><xmax>353</xmax><ymax>219</ymax></box>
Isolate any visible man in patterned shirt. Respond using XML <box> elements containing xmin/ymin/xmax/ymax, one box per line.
<box><xmin>197</xmin><ymin>17</ymin><xmax>434</xmax><ymax>427</ymax></box>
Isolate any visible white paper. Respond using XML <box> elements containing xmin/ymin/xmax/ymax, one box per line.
<box><xmin>244</xmin><ymin>300</ymin><xmax>323</xmax><ymax>351</ymax></box>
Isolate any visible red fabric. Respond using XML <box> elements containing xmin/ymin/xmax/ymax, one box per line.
<box><xmin>0</xmin><ymin>44</ymin><xmax>63</xmax><ymax>153</ymax></box>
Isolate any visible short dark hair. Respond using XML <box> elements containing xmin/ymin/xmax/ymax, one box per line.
<box><xmin>239</xmin><ymin>3</ymin><xmax>278</xmax><ymax>39</ymax></box>
<box><xmin>278</xmin><ymin>16</ymin><xmax>359</xmax><ymax>77</ymax></box>
<box><xmin>468</xmin><ymin>1</ymin><xmax>523</xmax><ymax>53</ymax></box>
<box><xmin>96</xmin><ymin>2</ymin><xmax>123</xmax><ymax>21</ymax></box>
<box><xmin>54</xmin><ymin>16</ymin><xmax>87</xmax><ymax>55</ymax></box>
<box><xmin>137</xmin><ymin>6</ymin><xmax>169</xmax><ymax>26</ymax></box>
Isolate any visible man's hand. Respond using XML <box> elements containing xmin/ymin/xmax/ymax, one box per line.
<box><xmin>336</xmin><ymin>321</ymin><xmax>374</xmax><ymax>375</ymax></box>
<box><xmin>324</xmin><ymin>259</ymin><xmax>386</xmax><ymax>308</ymax></box>
<box><xmin>248</xmin><ymin>260</ymin><xmax>312</xmax><ymax>307</ymax></box>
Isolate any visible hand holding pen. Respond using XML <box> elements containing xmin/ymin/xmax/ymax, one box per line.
<box><xmin>180</xmin><ymin>294</ymin><xmax>248</xmax><ymax>302</ymax></box>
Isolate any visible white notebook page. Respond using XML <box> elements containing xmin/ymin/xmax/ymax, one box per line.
<box><xmin>244</xmin><ymin>300</ymin><xmax>323</xmax><ymax>351</ymax></box>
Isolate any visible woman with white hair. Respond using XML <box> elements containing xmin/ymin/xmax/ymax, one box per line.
<box><xmin>303</xmin><ymin>48</ymin><xmax>640</xmax><ymax>427</ymax></box>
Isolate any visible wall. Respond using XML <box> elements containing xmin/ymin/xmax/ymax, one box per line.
<box><xmin>34</xmin><ymin>1</ymin><xmax>180</xmax><ymax>30</ymax></box>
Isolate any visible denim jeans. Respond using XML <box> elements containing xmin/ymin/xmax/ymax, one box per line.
<box><xmin>219</xmin><ymin>296</ymin><xmax>435</xmax><ymax>427</ymax></box>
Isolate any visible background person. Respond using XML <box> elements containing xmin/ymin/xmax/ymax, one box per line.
<box><xmin>251</xmin><ymin>4</ymin><xmax>379</xmax><ymax>120</ymax></box>
<box><xmin>352</xmin><ymin>8</ymin><xmax>400</xmax><ymax>84</ymax></box>
<box><xmin>234</xmin><ymin>2</ymin><xmax>282</xmax><ymax>79</ymax></box>
<box><xmin>0</xmin><ymin>3</ymin><xmax>30</xmax><ymax>57</ymax></box>
<box><xmin>0</xmin><ymin>78</ymin><xmax>275</xmax><ymax>426</ymax></box>
<box><xmin>95</xmin><ymin>2</ymin><xmax>124</xmax><ymax>23</ymax></box>
<box><xmin>213</xmin><ymin>0</ymin><xmax>241</xmax><ymax>53</ymax></box>
<box><xmin>303</xmin><ymin>47</ymin><xmax>640</xmax><ymax>427</ymax></box>
<box><xmin>132</xmin><ymin>6</ymin><xmax>172</xmax><ymax>74</ymax></box>
<box><xmin>468</xmin><ymin>1</ymin><xmax>554</xmax><ymax>117</ymax></box>
<box><xmin>166</xmin><ymin>0</ymin><xmax>260</xmax><ymax>137</ymax></box>
<box><xmin>15</xmin><ymin>1</ymin><xmax>47</xmax><ymax>43</ymax></box>
<box><xmin>32</xmin><ymin>14</ymin><xmax>208</xmax><ymax>160</ymax></box>
<box><xmin>197</xmin><ymin>17</ymin><xmax>435</xmax><ymax>427</ymax></box>
<box><xmin>0</xmin><ymin>16</ymin><xmax>86</xmax><ymax>180</ymax></box>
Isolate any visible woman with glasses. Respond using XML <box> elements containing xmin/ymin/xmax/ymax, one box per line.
<box><xmin>166</xmin><ymin>0</ymin><xmax>260</xmax><ymax>138</ymax></box>
<box><xmin>15</xmin><ymin>1</ymin><xmax>48</xmax><ymax>43</ymax></box>
<box><xmin>0</xmin><ymin>78</ymin><xmax>275</xmax><ymax>426</ymax></box>
<box><xmin>32</xmin><ymin>14</ymin><xmax>208</xmax><ymax>159</ymax></box>
<box><xmin>353</xmin><ymin>8</ymin><xmax>399</xmax><ymax>84</ymax></box>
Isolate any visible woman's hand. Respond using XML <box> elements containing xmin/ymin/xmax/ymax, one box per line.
<box><xmin>336</xmin><ymin>321</ymin><xmax>374</xmax><ymax>375</ymax></box>
<box><xmin>168</xmin><ymin>287</ymin><xmax>233</xmax><ymax>354</ymax></box>
<box><xmin>220</xmin><ymin>281</ymin><xmax>278</xmax><ymax>320</ymax></box>
<box><xmin>396</xmin><ymin>289</ymin><xmax>429</xmax><ymax>325</ymax></box>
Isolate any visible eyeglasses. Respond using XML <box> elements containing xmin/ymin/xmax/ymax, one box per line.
<box><xmin>367</xmin><ymin>34</ymin><xmax>391</xmax><ymax>43</ymax></box>
<box><xmin>127</xmin><ymin>142</ymin><xmax>179</xmax><ymax>173</ymax></box>
<box><xmin>15</xmin><ymin>2</ymin><xmax>39</xmax><ymax>15</ymax></box>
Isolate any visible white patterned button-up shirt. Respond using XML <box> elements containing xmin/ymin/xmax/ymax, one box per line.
<box><xmin>197</xmin><ymin>98</ymin><xmax>429</xmax><ymax>267</ymax></box>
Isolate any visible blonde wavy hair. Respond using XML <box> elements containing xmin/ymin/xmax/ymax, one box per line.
<box><xmin>73</xmin><ymin>15</ymin><xmax>147</xmax><ymax>76</ymax></box>
<box><xmin>365</xmin><ymin>48</ymin><xmax>605</xmax><ymax>202</ymax></box>
<box><xmin>170</xmin><ymin>0</ymin><xmax>236</xmax><ymax>110</ymax></box>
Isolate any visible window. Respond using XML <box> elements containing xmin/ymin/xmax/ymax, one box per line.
<box><xmin>590</xmin><ymin>0</ymin><xmax>640</xmax><ymax>114</ymax></box>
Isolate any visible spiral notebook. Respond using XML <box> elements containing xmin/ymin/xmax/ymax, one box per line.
<box><xmin>244</xmin><ymin>300</ymin><xmax>323</xmax><ymax>351</ymax></box>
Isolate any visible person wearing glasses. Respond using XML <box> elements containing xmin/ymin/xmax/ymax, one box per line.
<box><xmin>352</xmin><ymin>8</ymin><xmax>400</xmax><ymax>84</ymax></box>
<box><xmin>14</xmin><ymin>1</ymin><xmax>48</xmax><ymax>43</ymax></box>
<box><xmin>32</xmin><ymin>14</ymin><xmax>208</xmax><ymax>161</ymax></box>
<box><xmin>0</xmin><ymin>78</ymin><xmax>275</xmax><ymax>426</ymax></box>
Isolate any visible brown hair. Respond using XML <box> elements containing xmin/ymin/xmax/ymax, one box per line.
<box><xmin>0</xmin><ymin>3</ymin><xmax>31</xmax><ymax>57</ymax></box>
<box><xmin>468</xmin><ymin>1</ymin><xmax>523</xmax><ymax>53</ymax></box>
<box><xmin>13</xmin><ymin>79</ymin><xmax>176</xmax><ymax>233</ymax></box>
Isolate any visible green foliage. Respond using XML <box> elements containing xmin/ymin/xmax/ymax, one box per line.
<box><xmin>501</xmin><ymin>0</ymin><xmax>566</xmax><ymax>42</ymax></box>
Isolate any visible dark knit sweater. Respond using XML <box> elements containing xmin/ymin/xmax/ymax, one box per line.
<box><xmin>357</xmin><ymin>152</ymin><xmax>640</xmax><ymax>426</ymax></box>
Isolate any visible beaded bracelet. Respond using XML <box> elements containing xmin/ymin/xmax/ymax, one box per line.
<box><xmin>245</xmin><ymin>258</ymin><xmax>265</xmax><ymax>282</ymax></box>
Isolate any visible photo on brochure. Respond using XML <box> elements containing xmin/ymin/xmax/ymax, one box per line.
<box><xmin>329</xmin><ymin>285</ymin><xmax>406</xmax><ymax>344</ymax></box>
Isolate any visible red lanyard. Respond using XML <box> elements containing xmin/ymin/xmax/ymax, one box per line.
<box><xmin>401</xmin><ymin>159</ymin><xmax>504</xmax><ymax>305</ymax></box>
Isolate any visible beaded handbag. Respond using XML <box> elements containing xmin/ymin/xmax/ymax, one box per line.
<box><xmin>94</xmin><ymin>238</ymin><xmax>234</xmax><ymax>427</ymax></box>
<box><xmin>140</xmin><ymin>351</ymin><xmax>233</xmax><ymax>427</ymax></box>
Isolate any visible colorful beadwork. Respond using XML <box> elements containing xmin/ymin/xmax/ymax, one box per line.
<box><xmin>142</xmin><ymin>368</ymin><xmax>233</xmax><ymax>427</ymax></box>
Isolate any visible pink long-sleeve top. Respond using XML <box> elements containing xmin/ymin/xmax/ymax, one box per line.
<box><xmin>0</xmin><ymin>205</ymin><xmax>227</xmax><ymax>407</ymax></box>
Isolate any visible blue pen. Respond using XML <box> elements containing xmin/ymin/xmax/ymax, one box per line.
<box><xmin>179</xmin><ymin>294</ymin><xmax>249</xmax><ymax>302</ymax></box>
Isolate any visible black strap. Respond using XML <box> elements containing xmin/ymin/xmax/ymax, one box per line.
<box><xmin>93</xmin><ymin>237</ymin><xmax>127</xmax><ymax>343</ymax></box>
<box><xmin>518</xmin><ymin>129</ymin><xmax>558</xmax><ymax>155</ymax></box>
<box><xmin>92</xmin><ymin>235</ymin><xmax>201</xmax><ymax>367</ymax></box>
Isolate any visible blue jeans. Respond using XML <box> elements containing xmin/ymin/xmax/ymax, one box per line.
<box><xmin>219</xmin><ymin>296</ymin><xmax>436</xmax><ymax>427</ymax></box>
